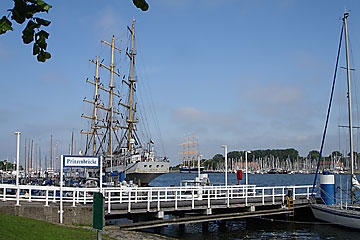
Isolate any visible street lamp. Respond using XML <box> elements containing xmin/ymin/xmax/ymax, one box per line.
<box><xmin>14</xmin><ymin>131</ymin><xmax>21</xmax><ymax>206</ymax></box>
<box><xmin>245</xmin><ymin>151</ymin><xmax>251</xmax><ymax>186</ymax></box>
<box><xmin>221</xmin><ymin>145</ymin><xmax>228</xmax><ymax>187</ymax></box>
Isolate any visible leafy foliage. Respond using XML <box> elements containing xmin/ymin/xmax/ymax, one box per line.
<box><xmin>0</xmin><ymin>160</ymin><xmax>15</xmax><ymax>171</ymax></box>
<box><xmin>1</xmin><ymin>0</ymin><xmax>149</xmax><ymax>62</ymax></box>
<box><xmin>307</xmin><ymin>150</ymin><xmax>320</xmax><ymax>160</ymax></box>
<box><xmin>0</xmin><ymin>16</ymin><xmax>13</xmax><ymax>33</ymax></box>
<box><xmin>0</xmin><ymin>0</ymin><xmax>52</xmax><ymax>62</ymax></box>
<box><xmin>133</xmin><ymin>0</ymin><xmax>149</xmax><ymax>11</ymax></box>
<box><xmin>203</xmin><ymin>148</ymin><xmax>301</xmax><ymax>170</ymax></box>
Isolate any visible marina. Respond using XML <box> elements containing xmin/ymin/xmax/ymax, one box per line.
<box><xmin>2</xmin><ymin>1</ymin><xmax>360</xmax><ymax>239</ymax></box>
<box><xmin>1</xmin><ymin>172</ymin><xmax>360</xmax><ymax>238</ymax></box>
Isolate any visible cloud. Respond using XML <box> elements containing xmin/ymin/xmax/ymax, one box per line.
<box><xmin>246</xmin><ymin>82</ymin><xmax>304</xmax><ymax>117</ymax></box>
<box><xmin>172</xmin><ymin>107</ymin><xmax>207</xmax><ymax>123</ymax></box>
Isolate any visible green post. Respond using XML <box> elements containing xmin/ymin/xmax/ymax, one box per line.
<box><xmin>93</xmin><ymin>192</ymin><xmax>104</xmax><ymax>239</ymax></box>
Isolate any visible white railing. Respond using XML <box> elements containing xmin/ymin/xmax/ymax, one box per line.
<box><xmin>0</xmin><ymin>184</ymin><xmax>313</xmax><ymax>213</ymax></box>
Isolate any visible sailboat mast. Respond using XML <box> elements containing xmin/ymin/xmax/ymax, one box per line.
<box><xmin>27</xmin><ymin>139</ymin><xmax>30</xmax><ymax>174</ymax></box>
<box><xmin>343</xmin><ymin>12</ymin><xmax>355</xmax><ymax>203</ymax></box>
<box><xmin>93</xmin><ymin>56</ymin><xmax>100</xmax><ymax>155</ymax></box>
<box><xmin>56</xmin><ymin>142</ymin><xmax>59</xmax><ymax>171</ymax></box>
<box><xmin>108</xmin><ymin>36</ymin><xmax>116</xmax><ymax>155</ymax></box>
<box><xmin>81</xmin><ymin>56</ymin><xmax>104</xmax><ymax>155</ymax></box>
<box><xmin>24</xmin><ymin>138</ymin><xmax>27</xmax><ymax>175</ymax></box>
<box><xmin>127</xmin><ymin>19</ymin><xmax>136</xmax><ymax>151</ymax></box>
<box><xmin>50</xmin><ymin>135</ymin><xmax>53</xmax><ymax>169</ymax></box>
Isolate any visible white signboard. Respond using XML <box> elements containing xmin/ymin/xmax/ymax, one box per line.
<box><xmin>63</xmin><ymin>155</ymin><xmax>100</xmax><ymax>168</ymax></box>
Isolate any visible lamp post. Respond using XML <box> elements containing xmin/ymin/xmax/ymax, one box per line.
<box><xmin>221</xmin><ymin>145</ymin><xmax>228</xmax><ymax>187</ymax></box>
<box><xmin>14</xmin><ymin>131</ymin><xmax>21</xmax><ymax>206</ymax></box>
<box><xmin>245</xmin><ymin>151</ymin><xmax>251</xmax><ymax>186</ymax></box>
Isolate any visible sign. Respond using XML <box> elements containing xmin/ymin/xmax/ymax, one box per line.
<box><xmin>63</xmin><ymin>155</ymin><xmax>100</xmax><ymax>168</ymax></box>
<box><xmin>59</xmin><ymin>155</ymin><xmax>103</xmax><ymax>225</ymax></box>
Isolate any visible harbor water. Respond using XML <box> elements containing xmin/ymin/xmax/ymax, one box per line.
<box><xmin>144</xmin><ymin>172</ymin><xmax>360</xmax><ymax>239</ymax></box>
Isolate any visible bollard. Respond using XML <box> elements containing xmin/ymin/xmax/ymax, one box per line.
<box><xmin>93</xmin><ymin>192</ymin><xmax>104</xmax><ymax>239</ymax></box>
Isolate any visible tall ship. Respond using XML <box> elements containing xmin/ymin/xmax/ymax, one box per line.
<box><xmin>179</xmin><ymin>136</ymin><xmax>204</xmax><ymax>173</ymax></box>
<box><xmin>81</xmin><ymin>19</ymin><xmax>169</xmax><ymax>186</ymax></box>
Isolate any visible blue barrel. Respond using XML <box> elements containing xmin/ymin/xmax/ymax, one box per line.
<box><xmin>320</xmin><ymin>172</ymin><xmax>335</xmax><ymax>205</ymax></box>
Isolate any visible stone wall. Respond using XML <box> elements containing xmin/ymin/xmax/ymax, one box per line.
<box><xmin>0</xmin><ymin>203</ymin><xmax>94</xmax><ymax>225</ymax></box>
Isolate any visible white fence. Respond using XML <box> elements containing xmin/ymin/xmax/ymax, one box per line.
<box><xmin>0</xmin><ymin>184</ymin><xmax>312</xmax><ymax>213</ymax></box>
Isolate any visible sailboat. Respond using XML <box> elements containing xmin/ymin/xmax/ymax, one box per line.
<box><xmin>81</xmin><ymin>19</ymin><xmax>169</xmax><ymax>186</ymax></box>
<box><xmin>310</xmin><ymin>12</ymin><xmax>360</xmax><ymax>229</ymax></box>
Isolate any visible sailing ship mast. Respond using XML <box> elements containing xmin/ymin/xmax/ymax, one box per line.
<box><xmin>81</xmin><ymin>19</ymin><xmax>141</xmax><ymax>157</ymax></box>
<box><xmin>81</xmin><ymin>56</ymin><xmax>104</xmax><ymax>155</ymax></box>
<box><xmin>81</xmin><ymin>36</ymin><xmax>125</xmax><ymax>156</ymax></box>
<box><xmin>343</xmin><ymin>12</ymin><xmax>355</xmax><ymax>203</ymax></box>
<box><xmin>179</xmin><ymin>136</ymin><xmax>199</xmax><ymax>168</ymax></box>
<box><xmin>125</xmin><ymin>18</ymin><xmax>138</xmax><ymax>152</ymax></box>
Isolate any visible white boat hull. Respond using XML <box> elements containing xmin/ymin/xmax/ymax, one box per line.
<box><xmin>106</xmin><ymin>161</ymin><xmax>169</xmax><ymax>186</ymax></box>
<box><xmin>126</xmin><ymin>161</ymin><xmax>169</xmax><ymax>186</ymax></box>
<box><xmin>311</xmin><ymin>204</ymin><xmax>360</xmax><ymax>229</ymax></box>
<box><xmin>179</xmin><ymin>166</ymin><xmax>204</xmax><ymax>173</ymax></box>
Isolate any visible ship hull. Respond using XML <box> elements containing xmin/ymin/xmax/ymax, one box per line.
<box><xmin>106</xmin><ymin>161</ymin><xmax>169</xmax><ymax>186</ymax></box>
<box><xmin>179</xmin><ymin>166</ymin><xmax>204</xmax><ymax>173</ymax></box>
<box><xmin>311</xmin><ymin>204</ymin><xmax>360</xmax><ymax>229</ymax></box>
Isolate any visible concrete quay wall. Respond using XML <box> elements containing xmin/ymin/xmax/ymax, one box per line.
<box><xmin>0</xmin><ymin>203</ymin><xmax>93</xmax><ymax>225</ymax></box>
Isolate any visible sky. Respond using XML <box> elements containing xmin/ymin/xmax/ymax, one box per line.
<box><xmin>1</xmin><ymin>0</ymin><xmax>360</xmax><ymax>167</ymax></box>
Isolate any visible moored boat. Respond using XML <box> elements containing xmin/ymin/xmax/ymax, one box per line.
<box><xmin>310</xmin><ymin>12</ymin><xmax>360</xmax><ymax>229</ymax></box>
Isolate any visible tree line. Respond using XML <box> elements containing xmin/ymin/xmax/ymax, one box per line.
<box><xmin>172</xmin><ymin>148</ymin><xmax>360</xmax><ymax>170</ymax></box>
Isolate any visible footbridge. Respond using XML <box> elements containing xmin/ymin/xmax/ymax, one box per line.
<box><xmin>0</xmin><ymin>183</ymin><xmax>313</xmax><ymax>228</ymax></box>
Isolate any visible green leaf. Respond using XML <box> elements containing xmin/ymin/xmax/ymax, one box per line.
<box><xmin>22</xmin><ymin>33</ymin><xmax>33</xmax><ymax>44</ymax></box>
<box><xmin>36</xmin><ymin>37</ymin><xmax>47</xmax><ymax>49</ymax></box>
<box><xmin>11</xmin><ymin>9</ymin><xmax>26</xmax><ymax>24</ymax></box>
<box><xmin>36</xmin><ymin>50</ymin><xmax>51</xmax><ymax>62</ymax></box>
<box><xmin>11</xmin><ymin>0</ymin><xmax>28</xmax><ymax>24</ymax></box>
<box><xmin>22</xmin><ymin>20</ymin><xmax>38</xmax><ymax>44</ymax></box>
<box><xmin>37</xmin><ymin>51</ymin><xmax>46</xmax><ymax>62</ymax></box>
<box><xmin>140</xmin><ymin>3</ymin><xmax>149</xmax><ymax>11</ymax></box>
<box><xmin>36</xmin><ymin>30</ymin><xmax>49</xmax><ymax>39</ymax></box>
<box><xmin>33</xmin><ymin>44</ymin><xmax>40</xmax><ymax>55</ymax></box>
<box><xmin>37</xmin><ymin>0</ymin><xmax>52</xmax><ymax>12</ymax></box>
<box><xmin>24</xmin><ymin>5</ymin><xmax>39</xmax><ymax>18</ymax></box>
<box><xmin>34</xmin><ymin>18</ymin><xmax>51</xmax><ymax>27</ymax></box>
<box><xmin>35</xmin><ymin>30</ymin><xmax>49</xmax><ymax>49</ymax></box>
<box><xmin>0</xmin><ymin>16</ymin><xmax>13</xmax><ymax>34</ymax></box>
<box><xmin>43</xmin><ymin>51</ymin><xmax>51</xmax><ymax>59</ymax></box>
<box><xmin>133</xmin><ymin>0</ymin><xmax>149</xmax><ymax>11</ymax></box>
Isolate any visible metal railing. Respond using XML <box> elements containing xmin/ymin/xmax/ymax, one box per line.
<box><xmin>0</xmin><ymin>184</ymin><xmax>313</xmax><ymax>213</ymax></box>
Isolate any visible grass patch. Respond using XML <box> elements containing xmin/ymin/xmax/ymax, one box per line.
<box><xmin>0</xmin><ymin>212</ymin><xmax>110</xmax><ymax>240</ymax></box>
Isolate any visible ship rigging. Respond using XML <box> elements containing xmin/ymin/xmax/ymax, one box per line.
<box><xmin>81</xmin><ymin>19</ymin><xmax>169</xmax><ymax>186</ymax></box>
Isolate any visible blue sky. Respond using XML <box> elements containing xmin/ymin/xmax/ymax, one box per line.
<box><xmin>1</xmin><ymin>0</ymin><xmax>360</xmax><ymax>167</ymax></box>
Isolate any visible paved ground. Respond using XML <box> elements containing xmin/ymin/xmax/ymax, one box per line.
<box><xmin>103</xmin><ymin>226</ymin><xmax>173</xmax><ymax>240</ymax></box>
